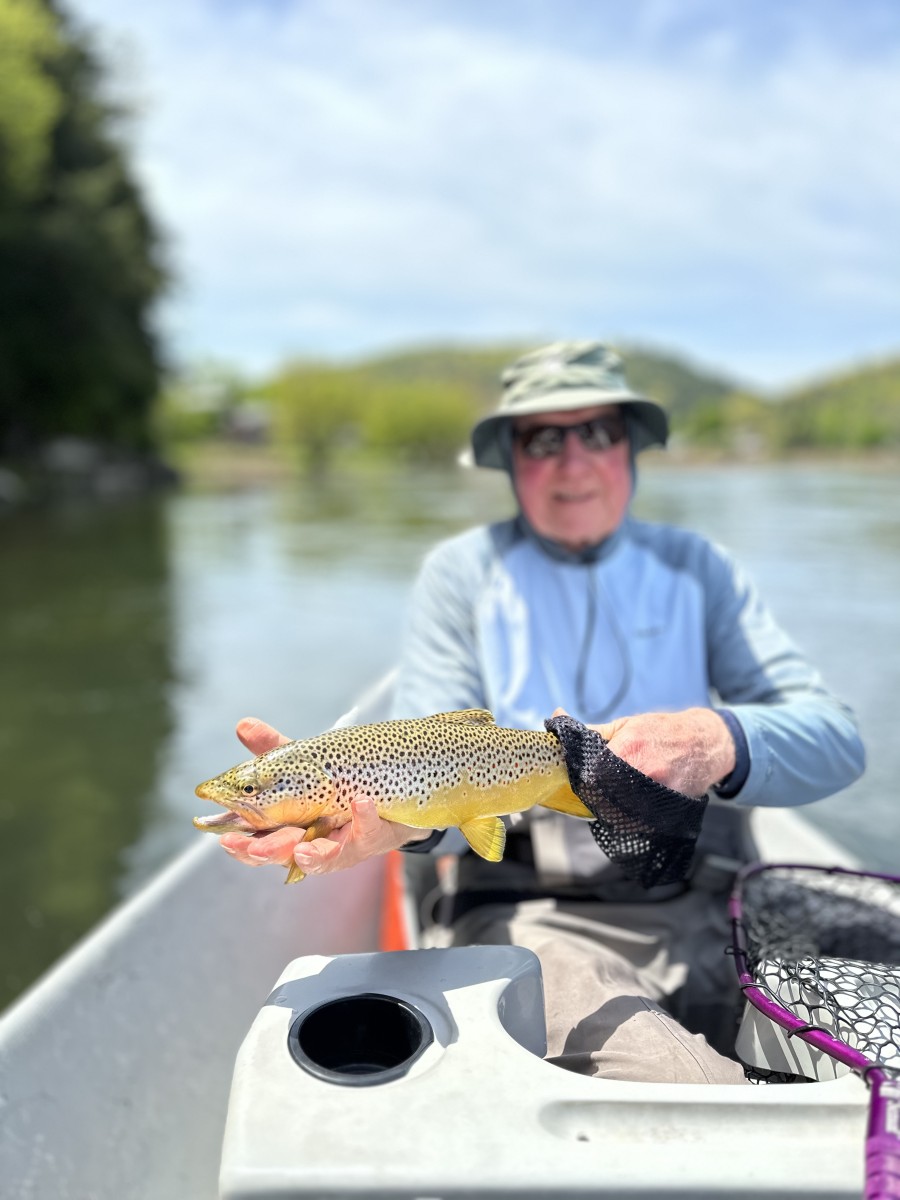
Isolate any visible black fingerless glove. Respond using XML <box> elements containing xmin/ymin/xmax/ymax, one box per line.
<box><xmin>545</xmin><ymin>714</ymin><xmax>709</xmax><ymax>888</ymax></box>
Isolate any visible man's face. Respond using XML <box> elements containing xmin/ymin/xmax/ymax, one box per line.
<box><xmin>511</xmin><ymin>404</ymin><xmax>632</xmax><ymax>551</ymax></box>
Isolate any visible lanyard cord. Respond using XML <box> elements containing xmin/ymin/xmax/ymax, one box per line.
<box><xmin>576</xmin><ymin>568</ymin><xmax>632</xmax><ymax>723</ymax></box>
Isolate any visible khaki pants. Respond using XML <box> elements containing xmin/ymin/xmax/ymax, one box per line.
<box><xmin>449</xmin><ymin>891</ymin><xmax>748</xmax><ymax>1086</ymax></box>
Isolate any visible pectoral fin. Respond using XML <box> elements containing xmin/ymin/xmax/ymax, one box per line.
<box><xmin>282</xmin><ymin>812</ymin><xmax>346</xmax><ymax>884</ymax></box>
<box><xmin>538</xmin><ymin>783</ymin><xmax>594</xmax><ymax>819</ymax></box>
<box><xmin>300</xmin><ymin>813</ymin><xmax>345</xmax><ymax>842</ymax></box>
<box><xmin>460</xmin><ymin>815</ymin><xmax>507</xmax><ymax>862</ymax></box>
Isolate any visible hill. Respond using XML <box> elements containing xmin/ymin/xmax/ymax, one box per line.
<box><xmin>680</xmin><ymin>355</ymin><xmax>900</xmax><ymax>455</ymax></box>
<box><xmin>168</xmin><ymin>342</ymin><xmax>900</xmax><ymax>465</ymax></box>
<box><xmin>337</xmin><ymin>340</ymin><xmax>740</xmax><ymax>419</ymax></box>
<box><xmin>257</xmin><ymin>341</ymin><xmax>744</xmax><ymax>466</ymax></box>
<box><xmin>777</xmin><ymin>357</ymin><xmax>900</xmax><ymax>452</ymax></box>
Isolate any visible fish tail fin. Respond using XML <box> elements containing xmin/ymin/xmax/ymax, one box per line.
<box><xmin>538</xmin><ymin>783</ymin><xmax>593</xmax><ymax>820</ymax></box>
<box><xmin>459</xmin><ymin>815</ymin><xmax>507</xmax><ymax>862</ymax></box>
<box><xmin>284</xmin><ymin>861</ymin><xmax>306</xmax><ymax>884</ymax></box>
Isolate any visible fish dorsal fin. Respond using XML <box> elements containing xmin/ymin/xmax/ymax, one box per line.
<box><xmin>431</xmin><ymin>708</ymin><xmax>496</xmax><ymax>726</ymax></box>
<box><xmin>459</xmin><ymin>815</ymin><xmax>507</xmax><ymax>862</ymax></box>
<box><xmin>539</xmin><ymin>783</ymin><xmax>594</xmax><ymax>820</ymax></box>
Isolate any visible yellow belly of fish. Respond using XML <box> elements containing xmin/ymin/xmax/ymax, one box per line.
<box><xmin>373</xmin><ymin>767</ymin><xmax>586</xmax><ymax>863</ymax></box>
<box><xmin>379</xmin><ymin>770</ymin><xmax>554</xmax><ymax>825</ymax></box>
<box><xmin>282</xmin><ymin>764</ymin><xmax>591</xmax><ymax>882</ymax></box>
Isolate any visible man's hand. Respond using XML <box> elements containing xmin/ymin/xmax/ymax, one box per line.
<box><xmin>568</xmin><ymin>707</ymin><xmax>737</xmax><ymax>797</ymax></box>
<box><xmin>216</xmin><ymin>717</ymin><xmax>433</xmax><ymax>875</ymax></box>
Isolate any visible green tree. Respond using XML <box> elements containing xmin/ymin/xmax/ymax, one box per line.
<box><xmin>0</xmin><ymin>0</ymin><xmax>62</xmax><ymax>200</ymax></box>
<box><xmin>271</xmin><ymin>366</ymin><xmax>362</xmax><ymax>471</ymax></box>
<box><xmin>361</xmin><ymin>380</ymin><xmax>474</xmax><ymax>462</ymax></box>
<box><xmin>0</xmin><ymin>0</ymin><xmax>167</xmax><ymax>456</ymax></box>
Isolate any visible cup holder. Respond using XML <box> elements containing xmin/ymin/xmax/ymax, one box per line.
<box><xmin>288</xmin><ymin>992</ymin><xmax>434</xmax><ymax>1086</ymax></box>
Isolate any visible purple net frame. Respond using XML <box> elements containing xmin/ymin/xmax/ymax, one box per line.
<box><xmin>730</xmin><ymin>862</ymin><xmax>900</xmax><ymax>1200</ymax></box>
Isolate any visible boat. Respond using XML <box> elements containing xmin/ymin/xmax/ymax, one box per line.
<box><xmin>0</xmin><ymin>678</ymin><xmax>873</xmax><ymax>1199</ymax></box>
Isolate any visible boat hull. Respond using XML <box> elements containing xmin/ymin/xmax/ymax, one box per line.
<box><xmin>0</xmin><ymin>804</ymin><xmax>866</xmax><ymax>1199</ymax></box>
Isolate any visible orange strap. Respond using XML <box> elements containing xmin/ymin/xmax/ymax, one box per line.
<box><xmin>378</xmin><ymin>851</ymin><xmax>411</xmax><ymax>951</ymax></box>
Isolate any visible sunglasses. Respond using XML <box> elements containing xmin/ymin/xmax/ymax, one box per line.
<box><xmin>514</xmin><ymin>414</ymin><xmax>628</xmax><ymax>460</ymax></box>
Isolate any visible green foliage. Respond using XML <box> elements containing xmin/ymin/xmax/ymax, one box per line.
<box><xmin>361</xmin><ymin>380</ymin><xmax>475</xmax><ymax>462</ymax></box>
<box><xmin>250</xmin><ymin>343</ymin><xmax>900</xmax><ymax>468</ymax></box>
<box><xmin>0</xmin><ymin>0</ymin><xmax>62</xmax><ymax>200</ymax></box>
<box><xmin>679</xmin><ymin>391</ymin><xmax>776</xmax><ymax>454</ymax></box>
<box><xmin>267</xmin><ymin>361</ymin><xmax>478</xmax><ymax>469</ymax></box>
<box><xmin>0</xmin><ymin>0</ymin><xmax>166</xmax><ymax>457</ymax></box>
<box><xmin>775</xmin><ymin>360</ymin><xmax>900</xmax><ymax>453</ymax></box>
<box><xmin>270</xmin><ymin>366</ymin><xmax>362</xmax><ymax>469</ymax></box>
<box><xmin>347</xmin><ymin>344</ymin><xmax>526</xmax><ymax>404</ymax></box>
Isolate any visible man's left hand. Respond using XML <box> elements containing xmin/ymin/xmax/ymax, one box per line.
<box><xmin>580</xmin><ymin>707</ymin><xmax>737</xmax><ymax>797</ymax></box>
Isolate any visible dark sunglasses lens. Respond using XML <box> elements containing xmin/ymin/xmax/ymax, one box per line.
<box><xmin>580</xmin><ymin>417</ymin><xmax>626</xmax><ymax>450</ymax></box>
<box><xmin>519</xmin><ymin>426</ymin><xmax>564</xmax><ymax>458</ymax></box>
<box><xmin>518</xmin><ymin>417</ymin><xmax>626</xmax><ymax>458</ymax></box>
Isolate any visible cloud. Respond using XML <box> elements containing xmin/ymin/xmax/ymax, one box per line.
<box><xmin>68</xmin><ymin>0</ymin><xmax>900</xmax><ymax>385</ymax></box>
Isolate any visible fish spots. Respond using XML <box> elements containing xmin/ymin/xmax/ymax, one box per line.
<box><xmin>196</xmin><ymin>711</ymin><xmax>572</xmax><ymax>870</ymax></box>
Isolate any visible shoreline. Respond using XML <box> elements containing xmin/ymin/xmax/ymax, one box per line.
<box><xmin>3</xmin><ymin>438</ymin><xmax>897</xmax><ymax>507</ymax></box>
<box><xmin>171</xmin><ymin>440</ymin><xmax>900</xmax><ymax>487</ymax></box>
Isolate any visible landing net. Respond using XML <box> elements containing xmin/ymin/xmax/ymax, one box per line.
<box><xmin>731</xmin><ymin>864</ymin><xmax>900</xmax><ymax>1200</ymax></box>
<box><xmin>732</xmin><ymin>864</ymin><xmax>900</xmax><ymax>1072</ymax></box>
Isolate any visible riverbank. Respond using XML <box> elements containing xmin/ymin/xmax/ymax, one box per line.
<box><xmin>0</xmin><ymin>437</ymin><xmax>179</xmax><ymax>510</ymax></box>
<box><xmin>170</xmin><ymin>437</ymin><xmax>900</xmax><ymax>491</ymax></box>
<box><xmin>3</xmin><ymin>434</ymin><xmax>898</xmax><ymax>519</ymax></box>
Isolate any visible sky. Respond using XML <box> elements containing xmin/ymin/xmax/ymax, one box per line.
<box><xmin>65</xmin><ymin>0</ymin><xmax>900</xmax><ymax>390</ymax></box>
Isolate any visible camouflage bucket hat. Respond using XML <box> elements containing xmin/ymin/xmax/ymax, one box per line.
<box><xmin>470</xmin><ymin>341</ymin><xmax>669</xmax><ymax>469</ymax></box>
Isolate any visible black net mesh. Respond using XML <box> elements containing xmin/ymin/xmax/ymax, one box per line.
<box><xmin>738</xmin><ymin>866</ymin><xmax>900</xmax><ymax>1074</ymax></box>
<box><xmin>545</xmin><ymin>714</ymin><xmax>708</xmax><ymax>888</ymax></box>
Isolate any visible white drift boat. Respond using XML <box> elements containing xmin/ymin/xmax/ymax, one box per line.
<box><xmin>0</xmin><ymin>685</ymin><xmax>871</xmax><ymax>1200</ymax></box>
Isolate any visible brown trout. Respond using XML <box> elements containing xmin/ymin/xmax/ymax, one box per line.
<box><xmin>194</xmin><ymin>708</ymin><xmax>591</xmax><ymax>882</ymax></box>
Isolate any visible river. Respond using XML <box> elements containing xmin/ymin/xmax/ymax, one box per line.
<box><xmin>1</xmin><ymin>458</ymin><xmax>898</xmax><ymax>1011</ymax></box>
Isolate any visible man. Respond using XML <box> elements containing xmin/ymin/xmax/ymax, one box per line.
<box><xmin>222</xmin><ymin>341</ymin><xmax>865</xmax><ymax>1084</ymax></box>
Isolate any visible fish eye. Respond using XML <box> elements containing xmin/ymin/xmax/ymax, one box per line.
<box><xmin>242</xmin><ymin>784</ymin><xmax>258</xmax><ymax>796</ymax></box>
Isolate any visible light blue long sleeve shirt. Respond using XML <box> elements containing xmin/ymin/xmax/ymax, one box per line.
<box><xmin>391</xmin><ymin>515</ymin><xmax>865</xmax><ymax>879</ymax></box>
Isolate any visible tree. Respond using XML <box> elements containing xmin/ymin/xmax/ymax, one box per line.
<box><xmin>0</xmin><ymin>0</ymin><xmax>62</xmax><ymax>201</ymax></box>
<box><xmin>0</xmin><ymin>0</ymin><xmax>167</xmax><ymax>456</ymax></box>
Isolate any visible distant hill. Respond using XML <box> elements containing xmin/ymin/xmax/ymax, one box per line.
<box><xmin>776</xmin><ymin>356</ymin><xmax>900</xmax><ymax>451</ymax></box>
<box><xmin>342</xmin><ymin>344</ymin><xmax>527</xmax><ymax>406</ymax></box>
<box><xmin>334</xmin><ymin>341</ymin><xmax>741</xmax><ymax>417</ymax></box>
<box><xmin>678</xmin><ymin>355</ymin><xmax>900</xmax><ymax>455</ymax></box>
<box><xmin>614</xmin><ymin>345</ymin><xmax>739</xmax><ymax>418</ymax></box>
<box><xmin>197</xmin><ymin>342</ymin><xmax>900</xmax><ymax>463</ymax></box>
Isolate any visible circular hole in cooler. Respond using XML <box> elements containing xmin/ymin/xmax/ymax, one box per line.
<box><xmin>288</xmin><ymin>992</ymin><xmax>434</xmax><ymax>1086</ymax></box>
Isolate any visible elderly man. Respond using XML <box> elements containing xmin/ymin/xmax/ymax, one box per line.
<box><xmin>222</xmin><ymin>341</ymin><xmax>865</xmax><ymax>1085</ymax></box>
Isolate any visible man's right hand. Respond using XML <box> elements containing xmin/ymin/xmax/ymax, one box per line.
<box><xmin>216</xmin><ymin>717</ymin><xmax>432</xmax><ymax>875</ymax></box>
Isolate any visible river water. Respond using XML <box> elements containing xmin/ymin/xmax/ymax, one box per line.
<box><xmin>1</xmin><ymin>459</ymin><xmax>898</xmax><ymax>1011</ymax></box>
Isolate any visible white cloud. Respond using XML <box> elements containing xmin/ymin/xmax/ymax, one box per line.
<box><xmin>67</xmin><ymin>0</ymin><xmax>900</xmax><ymax>385</ymax></box>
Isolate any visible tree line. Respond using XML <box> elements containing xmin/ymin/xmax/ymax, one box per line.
<box><xmin>0</xmin><ymin>0</ymin><xmax>166</xmax><ymax>459</ymax></box>
<box><xmin>161</xmin><ymin>345</ymin><xmax>900</xmax><ymax>471</ymax></box>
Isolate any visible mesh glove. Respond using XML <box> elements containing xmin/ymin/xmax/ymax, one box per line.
<box><xmin>545</xmin><ymin>713</ymin><xmax>709</xmax><ymax>889</ymax></box>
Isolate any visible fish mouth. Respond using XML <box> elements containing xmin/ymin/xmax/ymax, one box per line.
<box><xmin>194</xmin><ymin>779</ymin><xmax>258</xmax><ymax>832</ymax></box>
<box><xmin>192</xmin><ymin>810</ymin><xmax>256</xmax><ymax>833</ymax></box>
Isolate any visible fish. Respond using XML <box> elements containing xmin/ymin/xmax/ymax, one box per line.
<box><xmin>193</xmin><ymin>708</ymin><xmax>592</xmax><ymax>882</ymax></box>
